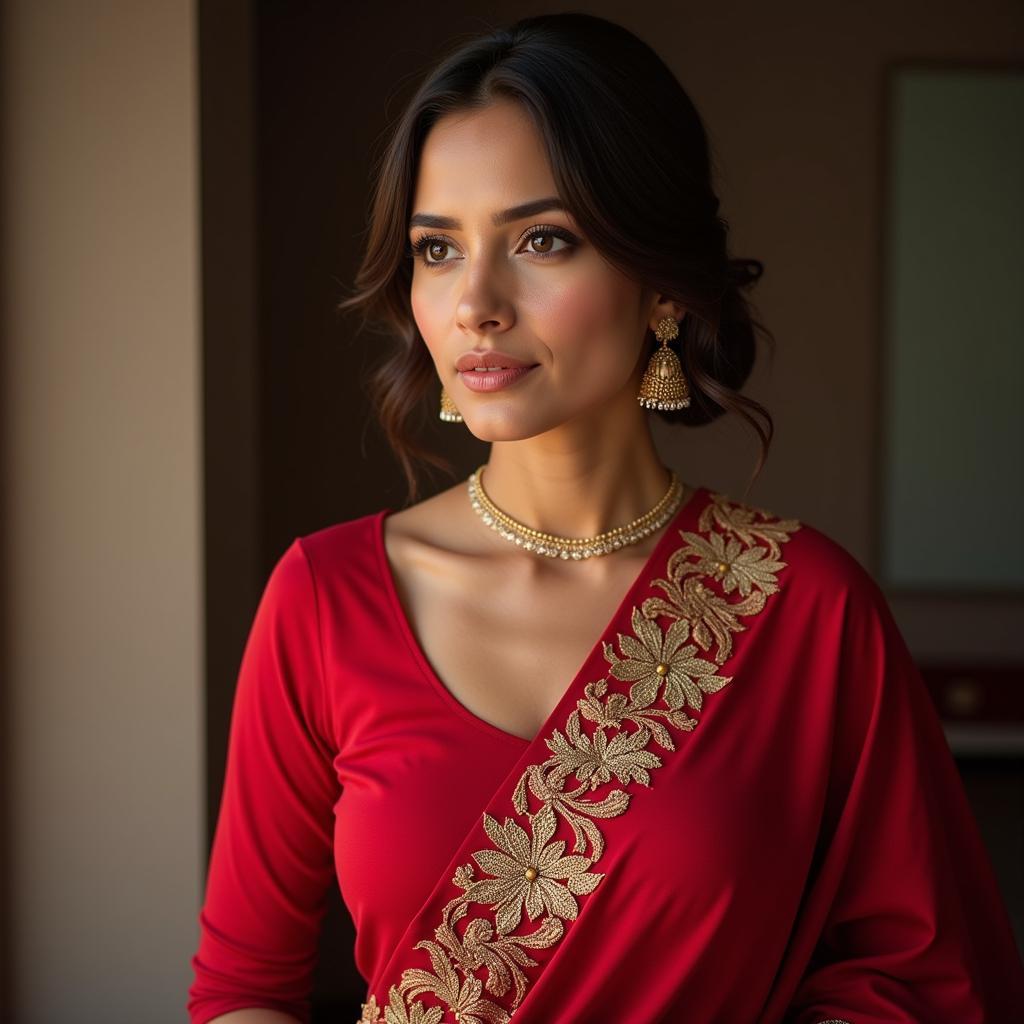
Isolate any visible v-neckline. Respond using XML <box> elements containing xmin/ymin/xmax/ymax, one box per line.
<box><xmin>375</xmin><ymin>483</ymin><xmax>709</xmax><ymax>747</ymax></box>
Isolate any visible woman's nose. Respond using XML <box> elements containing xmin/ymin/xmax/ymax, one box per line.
<box><xmin>455</xmin><ymin>267</ymin><xmax>515</xmax><ymax>335</ymax></box>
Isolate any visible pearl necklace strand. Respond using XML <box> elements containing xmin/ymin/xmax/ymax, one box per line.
<box><xmin>466</xmin><ymin>463</ymin><xmax>685</xmax><ymax>560</ymax></box>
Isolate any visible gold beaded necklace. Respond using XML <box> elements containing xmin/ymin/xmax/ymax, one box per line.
<box><xmin>466</xmin><ymin>463</ymin><xmax>684</xmax><ymax>560</ymax></box>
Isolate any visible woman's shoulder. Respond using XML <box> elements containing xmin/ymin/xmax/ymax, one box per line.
<box><xmin>698</xmin><ymin>486</ymin><xmax>885</xmax><ymax>611</ymax></box>
<box><xmin>271</xmin><ymin>507</ymin><xmax>392</xmax><ymax>598</ymax></box>
<box><xmin>299</xmin><ymin>506</ymin><xmax>387</xmax><ymax>552</ymax></box>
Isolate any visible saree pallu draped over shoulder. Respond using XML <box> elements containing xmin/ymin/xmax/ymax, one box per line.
<box><xmin>357</xmin><ymin>489</ymin><xmax>1024</xmax><ymax>1024</ymax></box>
<box><xmin>185</xmin><ymin>482</ymin><xmax>1024</xmax><ymax>1024</ymax></box>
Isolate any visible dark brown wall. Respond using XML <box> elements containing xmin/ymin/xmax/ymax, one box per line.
<box><xmin>257</xmin><ymin>2</ymin><xmax>494</xmax><ymax>558</ymax></box>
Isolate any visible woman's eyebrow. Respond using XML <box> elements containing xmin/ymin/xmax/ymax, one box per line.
<box><xmin>408</xmin><ymin>196</ymin><xmax>565</xmax><ymax>230</ymax></box>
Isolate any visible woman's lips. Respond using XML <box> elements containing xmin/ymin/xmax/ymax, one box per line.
<box><xmin>457</xmin><ymin>365</ymin><xmax>539</xmax><ymax>392</ymax></box>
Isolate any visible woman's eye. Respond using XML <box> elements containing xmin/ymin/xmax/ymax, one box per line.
<box><xmin>410</xmin><ymin>226</ymin><xmax>576</xmax><ymax>267</ymax></box>
<box><xmin>424</xmin><ymin>240</ymin><xmax>452</xmax><ymax>263</ymax></box>
<box><xmin>522</xmin><ymin>231</ymin><xmax>567</xmax><ymax>255</ymax></box>
<box><xmin>519</xmin><ymin>225</ymin><xmax>579</xmax><ymax>256</ymax></box>
<box><xmin>407</xmin><ymin>236</ymin><xmax>455</xmax><ymax>265</ymax></box>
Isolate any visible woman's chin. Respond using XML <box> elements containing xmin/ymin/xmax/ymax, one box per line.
<box><xmin>458</xmin><ymin>416</ymin><xmax>541</xmax><ymax>443</ymax></box>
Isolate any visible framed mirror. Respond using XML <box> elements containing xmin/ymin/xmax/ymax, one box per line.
<box><xmin>878</xmin><ymin>63</ymin><xmax>1024</xmax><ymax>756</ymax></box>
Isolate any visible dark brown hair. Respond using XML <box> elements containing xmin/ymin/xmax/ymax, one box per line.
<box><xmin>337</xmin><ymin>11</ymin><xmax>774</xmax><ymax>505</ymax></box>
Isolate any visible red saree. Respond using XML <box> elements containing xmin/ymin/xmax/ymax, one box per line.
<box><xmin>187</xmin><ymin>486</ymin><xmax>1024</xmax><ymax>1024</ymax></box>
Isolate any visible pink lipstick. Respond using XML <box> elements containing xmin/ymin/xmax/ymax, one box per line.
<box><xmin>458</xmin><ymin>365</ymin><xmax>538</xmax><ymax>392</ymax></box>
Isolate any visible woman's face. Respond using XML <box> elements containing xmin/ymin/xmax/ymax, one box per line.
<box><xmin>408</xmin><ymin>98</ymin><xmax>665</xmax><ymax>440</ymax></box>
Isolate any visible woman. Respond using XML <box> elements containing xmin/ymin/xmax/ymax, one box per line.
<box><xmin>187</xmin><ymin>13</ymin><xmax>1024</xmax><ymax>1024</ymax></box>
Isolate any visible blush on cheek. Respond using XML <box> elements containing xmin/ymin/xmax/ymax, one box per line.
<box><xmin>409</xmin><ymin>288</ymin><xmax>428</xmax><ymax>334</ymax></box>
<box><xmin>531</xmin><ymin>275</ymin><xmax>639</xmax><ymax>375</ymax></box>
<box><xmin>410</xmin><ymin>288</ymin><xmax>443</xmax><ymax>357</ymax></box>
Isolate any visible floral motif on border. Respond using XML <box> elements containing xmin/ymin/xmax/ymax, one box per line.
<box><xmin>358</xmin><ymin>491</ymin><xmax>802</xmax><ymax>1024</ymax></box>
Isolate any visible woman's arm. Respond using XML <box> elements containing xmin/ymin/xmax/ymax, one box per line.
<box><xmin>187</xmin><ymin>539</ymin><xmax>341</xmax><ymax>1023</ymax></box>
<box><xmin>204</xmin><ymin>1012</ymin><xmax>301</xmax><ymax>1024</ymax></box>
<box><xmin>780</xmin><ymin>570</ymin><xmax>1024</xmax><ymax>1021</ymax></box>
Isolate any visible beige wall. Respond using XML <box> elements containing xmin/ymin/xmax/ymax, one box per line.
<box><xmin>0</xmin><ymin>1</ymin><xmax>203</xmax><ymax>1021</ymax></box>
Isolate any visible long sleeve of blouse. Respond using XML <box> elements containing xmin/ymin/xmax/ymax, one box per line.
<box><xmin>188</xmin><ymin>539</ymin><xmax>338</xmax><ymax>1024</ymax></box>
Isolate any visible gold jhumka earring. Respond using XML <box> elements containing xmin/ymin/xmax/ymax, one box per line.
<box><xmin>637</xmin><ymin>315</ymin><xmax>691</xmax><ymax>410</ymax></box>
<box><xmin>439</xmin><ymin>384</ymin><xmax>463</xmax><ymax>422</ymax></box>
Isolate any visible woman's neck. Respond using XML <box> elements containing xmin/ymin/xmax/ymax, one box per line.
<box><xmin>479</xmin><ymin>427</ymin><xmax>676</xmax><ymax>540</ymax></box>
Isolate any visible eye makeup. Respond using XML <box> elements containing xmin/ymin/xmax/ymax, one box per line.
<box><xmin>408</xmin><ymin>224</ymin><xmax>580</xmax><ymax>268</ymax></box>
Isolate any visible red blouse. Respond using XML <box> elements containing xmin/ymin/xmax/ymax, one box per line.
<box><xmin>187</xmin><ymin>485</ymin><xmax>1024</xmax><ymax>1023</ymax></box>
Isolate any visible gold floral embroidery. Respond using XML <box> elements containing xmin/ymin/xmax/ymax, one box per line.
<box><xmin>681</xmin><ymin>529</ymin><xmax>788</xmax><ymax>596</ymax></box>
<box><xmin>358</xmin><ymin>491</ymin><xmax>801</xmax><ymax>1024</ymax></box>
<box><xmin>697</xmin><ymin>493</ymin><xmax>800</xmax><ymax>559</ymax></box>
<box><xmin>360</xmin><ymin>989</ymin><xmax>444</xmax><ymax>1024</ymax></box>
<box><xmin>603</xmin><ymin>607</ymin><xmax>732</xmax><ymax>712</ymax></box>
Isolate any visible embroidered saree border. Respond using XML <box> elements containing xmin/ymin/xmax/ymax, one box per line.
<box><xmin>359</xmin><ymin>492</ymin><xmax>802</xmax><ymax>1024</ymax></box>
